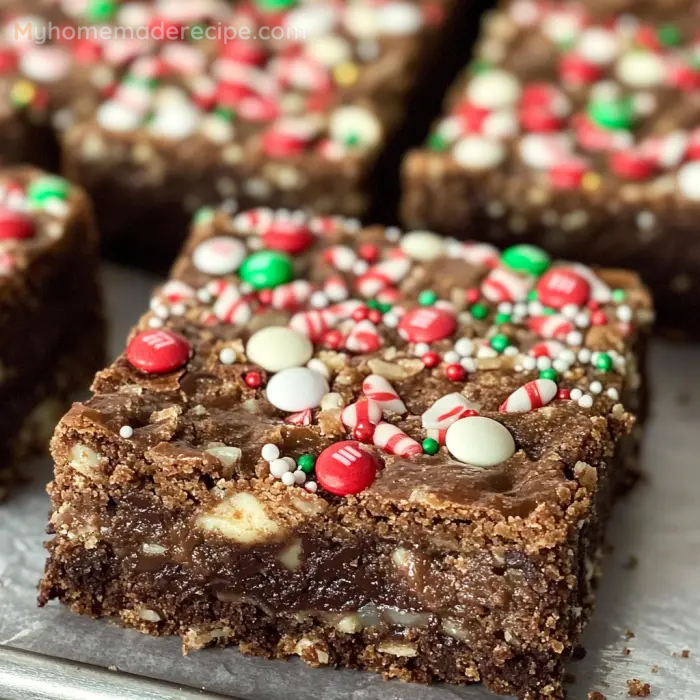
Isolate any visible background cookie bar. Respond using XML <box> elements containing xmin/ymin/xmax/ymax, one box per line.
<box><xmin>401</xmin><ymin>0</ymin><xmax>699</xmax><ymax>336</ymax></box>
<box><xmin>56</xmin><ymin>0</ymin><xmax>475</xmax><ymax>267</ymax></box>
<box><xmin>0</xmin><ymin>167</ymin><xmax>105</xmax><ymax>500</ymax></box>
<box><xmin>40</xmin><ymin>204</ymin><xmax>652</xmax><ymax>699</ymax></box>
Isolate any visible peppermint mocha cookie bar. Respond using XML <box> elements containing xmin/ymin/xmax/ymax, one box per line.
<box><xmin>40</xmin><ymin>207</ymin><xmax>652</xmax><ymax>699</ymax></box>
<box><xmin>0</xmin><ymin>167</ymin><xmax>104</xmax><ymax>499</ymax></box>
<box><xmin>401</xmin><ymin>0</ymin><xmax>700</xmax><ymax>336</ymax></box>
<box><xmin>50</xmin><ymin>0</ymin><xmax>474</xmax><ymax>266</ymax></box>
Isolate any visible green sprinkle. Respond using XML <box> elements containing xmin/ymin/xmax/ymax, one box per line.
<box><xmin>541</xmin><ymin>307</ymin><xmax>557</xmax><ymax>316</ymax></box>
<box><xmin>470</xmin><ymin>303</ymin><xmax>489</xmax><ymax>320</ymax></box>
<box><xmin>377</xmin><ymin>302</ymin><xmax>392</xmax><ymax>313</ymax></box>
<box><xmin>587</xmin><ymin>96</ymin><xmax>634</xmax><ymax>131</ymax></box>
<box><xmin>366</xmin><ymin>299</ymin><xmax>380</xmax><ymax>310</ymax></box>
<box><xmin>490</xmin><ymin>333</ymin><xmax>510</xmax><ymax>353</ymax></box>
<box><xmin>422</xmin><ymin>438</ymin><xmax>440</xmax><ymax>455</ymax></box>
<box><xmin>469</xmin><ymin>59</ymin><xmax>491</xmax><ymax>75</ymax></box>
<box><xmin>611</xmin><ymin>288</ymin><xmax>626</xmax><ymax>303</ymax></box>
<box><xmin>501</xmin><ymin>244</ymin><xmax>551</xmax><ymax>276</ymax></box>
<box><xmin>343</xmin><ymin>133</ymin><xmax>360</xmax><ymax>148</ymax></box>
<box><xmin>495</xmin><ymin>312</ymin><xmax>511</xmax><ymax>325</ymax></box>
<box><xmin>595</xmin><ymin>353</ymin><xmax>613</xmax><ymax>372</ymax></box>
<box><xmin>427</xmin><ymin>132</ymin><xmax>449</xmax><ymax>151</ymax></box>
<box><xmin>193</xmin><ymin>206</ymin><xmax>215</xmax><ymax>226</ymax></box>
<box><xmin>297</xmin><ymin>454</ymin><xmax>315</xmax><ymax>474</ymax></box>
<box><xmin>214</xmin><ymin>106</ymin><xmax>234</xmax><ymax>121</ymax></box>
<box><xmin>539</xmin><ymin>368</ymin><xmax>557</xmax><ymax>381</ymax></box>
<box><xmin>254</xmin><ymin>0</ymin><xmax>297</xmax><ymax>11</ymax></box>
<box><xmin>27</xmin><ymin>176</ymin><xmax>71</xmax><ymax>207</ymax></box>
<box><xmin>418</xmin><ymin>289</ymin><xmax>437</xmax><ymax>306</ymax></box>
<box><xmin>527</xmin><ymin>289</ymin><xmax>539</xmax><ymax>301</ymax></box>
<box><xmin>658</xmin><ymin>24</ymin><xmax>681</xmax><ymax>47</ymax></box>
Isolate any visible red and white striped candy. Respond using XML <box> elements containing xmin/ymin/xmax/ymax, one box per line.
<box><xmin>362</xmin><ymin>374</ymin><xmax>406</xmax><ymax>415</ymax></box>
<box><xmin>323</xmin><ymin>275</ymin><xmax>349</xmax><ymax>301</ymax></box>
<box><xmin>160</xmin><ymin>280</ymin><xmax>194</xmax><ymax>303</ymax></box>
<box><xmin>500</xmin><ymin>379</ymin><xmax>558</xmax><ymax>413</ymax></box>
<box><xmin>275</xmin><ymin>55</ymin><xmax>331</xmax><ymax>93</ymax></box>
<box><xmin>373</xmin><ymin>422</ymin><xmax>422</xmax><ymax>457</ymax></box>
<box><xmin>640</xmin><ymin>131</ymin><xmax>688</xmax><ymax>169</ymax></box>
<box><xmin>322</xmin><ymin>245</ymin><xmax>356</xmax><ymax>271</ymax></box>
<box><xmin>289</xmin><ymin>308</ymin><xmax>337</xmax><ymax>341</ymax></box>
<box><xmin>426</xmin><ymin>428</ymin><xmax>447</xmax><ymax>445</ymax></box>
<box><xmin>213</xmin><ymin>284</ymin><xmax>253</xmax><ymax>325</ymax></box>
<box><xmin>341</xmin><ymin>399</ymin><xmax>383</xmax><ymax>429</ymax></box>
<box><xmin>528</xmin><ymin>315</ymin><xmax>574</xmax><ymax>340</ymax></box>
<box><xmin>270</xmin><ymin>280</ymin><xmax>313</xmax><ymax>311</ymax></box>
<box><xmin>481</xmin><ymin>267</ymin><xmax>532</xmax><ymax>303</ymax></box>
<box><xmin>529</xmin><ymin>340</ymin><xmax>565</xmax><ymax>358</ymax></box>
<box><xmin>573</xmin><ymin>115</ymin><xmax>625</xmax><ymax>152</ymax></box>
<box><xmin>233</xmin><ymin>207</ymin><xmax>274</xmax><ymax>235</ymax></box>
<box><xmin>356</xmin><ymin>256</ymin><xmax>411</xmax><ymax>298</ymax></box>
<box><xmin>421</xmin><ymin>392</ymin><xmax>479</xmax><ymax>430</ymax></box>
<box><xmin>559</xmin><ymin>54</ymin><xmax>601</xmax><ymax>88</ymax></box>
<box><xmin>376</xmin><ymin>287</ymin><xmax>401</xmax><ymax>305</ymax></box>
<box><xmin>284</xmin><ymin>409</ymin><xmax>312</xmax><ymax>425</ymax></box>
<box><xmin>345</xmin><ymin>319</ymin><xmax>382</xmax><ymax>353</ymax></box>
<box><xmin>457</xmin><ymin>242</ymin><xmax>499</xmax><ymax>268</ymax></box>
<box><xmin>327</xmin><ymin>300</ymin><xmax>364</xmax><ymax>320</ymax></box>
<box><xmin>687</xmin><ymin>128</ymin><xmax>700</xmax><ymax>160</ymax></box>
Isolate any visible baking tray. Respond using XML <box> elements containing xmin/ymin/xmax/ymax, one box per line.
<box><xmin>0</xmin><ymin>264</ymin><xmax>698</xmax><ymax>700</ymax></box>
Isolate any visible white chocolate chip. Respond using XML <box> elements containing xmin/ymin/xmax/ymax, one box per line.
<box><xmin>196</xmin><ymin>493</ymin><xmax>280</xmax><ymax>544</ymax></box>
<box><xmin>69</xmin><ymin>443</ymin><xmax>106</xmax><ymax>476</ymax></box>
<box><xmin>205</xmin><ymin>445</ymin><xmax>242</xmax><ymax>468</ymax></box>
<box><xmin>377</xmin><ymin>642</ymin><xmax>418</xmax><ymax>657</ymax></box>
<box><xmin>277</xmin><ymin>539</ymin><xmax>303</xmax><ymax>571</ymax></box>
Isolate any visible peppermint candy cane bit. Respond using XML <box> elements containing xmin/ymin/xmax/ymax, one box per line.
<box><xmin>345</xmin><ymin>319</ymin><xmax>382</xmax><ymax>354</ymax></box>
<box><xmin>323</xmin><ymin>275</ymin><xmax>349</xmax><ymax>301</ymax></box>
<box><xmin>500</xmin><ymin>379</ymin><xmax>558</xmax><ymax>413</ymax></box>
<box><xmin>421</xmin><ymin>392</ymin><xmax>479</xmax><ymax>430</ymax></box>
<box><xmin>362</xmin><ymin>374</ymin><xmax>407</xmax><ymax>415</ymax></box>
<box><xmin>270</xmin><ymin>280</ymin><xmax>313</xmax><ymax>311</ymax></box>
<box><xmin>528</xmin><ymin>314</ymin><xmax>574</xmax><ymax>340</ymax></box>
<box><xmin>426</xmin><ymin>428</ymin><xmax>447</xmax><ymax>445</ymax></box>
<box><xmin>481</xmin><ymin>267</ymin><xmax>532</xmax><ymax>303</ymax></box>
<box><xmin>213</xmin><ymin>284</ymin><xmax>253</xmax><ymax>325</ymax></box>
<box><xmin>356</xmin><ymin>257</ymin><xmax>411</xmax><ymax>298</ymax></box>
<box><xmin>341</xmin><ymin>399</ymin><xmax>383</xmax><ymax>429</ymax></box>
<box><xmin>373</xmin><ymin>422</ymin><xmax>422</xmax><ymax>457</ymax></box>
<box><xmin>289</xmin><ymin>308</ymin><xmax>336</xmax><ymax>341</ymax></box>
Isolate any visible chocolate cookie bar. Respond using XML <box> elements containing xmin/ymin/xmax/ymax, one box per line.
<box><xmin>401</xmin><ymin>0</ymin><xmax>700</xmax><ymax>336</ymax></box>
<box><xmin>51</xmin><ymin>0</ymin><xmax>475</xmax><ymax>267</ymax></box>
<box><xmin>0</xmin><ymin>167</ymin><xmax>105</xmax><ymax>499</ymax></box>
<box><xmin>40</xmin><ymin>206</ymin><xmax>652</xmax><ymax>699</ymax></box>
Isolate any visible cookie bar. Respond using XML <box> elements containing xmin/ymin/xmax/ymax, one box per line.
<box><xmin>40</xmin><ymin>208</ymin><xmax>652</xmax><ymax>700</ymax></box>
<box><xmin>401</xmin><ymin>0</ymin><xmax>700</xmax><ymax>336</ymax></box>
<box><xmin>52</xmin><ymin>0</ymin><xmax>475</xmax><ymax>267</ymax></box>
<box><xmin>0</xmin><ymin>167</ymin><xmax>105</xmax><ymax>499</ymax></box>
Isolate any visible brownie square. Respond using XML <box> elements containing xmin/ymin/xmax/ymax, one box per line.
<box><xmin>40</xmin><ymin>203</ymin><xmax>651</xmax><ymax>699</ymax></box>
<box><xmin>401</xmin><ymin>0</ymin><xmax>700</xmax><ymax>337</ymax></box>
<box><xmin>50</xmin><ymin>0</ymin><xmax>476</xmax><ymax>267</ymax></box>
<box><xmin>0</xmin><ymin>166</ymin><xmax>105</xmax><ymax>499</ymax></box>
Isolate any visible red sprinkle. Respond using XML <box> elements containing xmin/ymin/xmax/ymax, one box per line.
<box><xmin>0</xmin><ymin>209</ymin><xmax>35</xmax><ymax>240</ymax></box>
<box><xmin>557</xmin><ymin>388</ymin><xmax>571</xmax><ymax>401</ymax></box>
<box><xmin>351</xmin><ymin>306</ymin><xmax>369</xmax><ymax>322</ymax></box>
<box><xmin>465</xmin><ymin>288</ymin><xmax>480</xmax><ymax>304</ymax></box>
<box><xmin>126</xmin><ymin>329</ymin><xmax>191</xmax><ymax>374</ymax></box>
<box><xmin>367</xmin><ymin>309</ymin><xmax>382</xmax><ymax>324</ymax></box>
<box><xmin>610</xmin><ymin>151</ymin><xmax>655</xmax><ymax>181</ymax></box>
<box><xmin>244</xmin><ymin>371</ymin><xmax>263</xmax><ymax>389</ymax></box>
<box><xmin>590</xmin><ymin>310</ymin><xmax>608</xmax><ymax>326</ymax></box>
<box><xmin>353</xmin><ymin>421</ymin><xmax>376</xmax><ymax>443</ymax></box>
<box><xmin>445</xmin><ymin>364</ymin><xmax>466</xmax><ymax>382</ymax></box>
<box><xmin>421</xmin><ymin>351</ymin><xmax>441</xmax><ymax>368</ymax></box>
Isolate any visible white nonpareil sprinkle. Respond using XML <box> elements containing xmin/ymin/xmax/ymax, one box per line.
<box><xmin>270</xmin><ymin>459</ymin><xmax>292</xmax><ymax>478</ymax></box>
<box><xmin>522</xmin><ymin>357</ymin><xmax>537</xmax><ymax>371</ymax></box>
<box><xmin>552</xmin><ymin>359</ymin><xmax>569</xmax><ymax>373</ymax></box>
<box><xmin>454</xmin><ymin>337</ymin><xmax>474</xmax><ymax>357</ymax></box>
<box><xmin>578</xmin><ymin>394</ymin><xmax>594</xmax><ymax>409</ymax></box>
<box><xmin>536</xmin><ymin>357</ymin><xmax>552</xmax><ymax>370</ymax></box>
<box><xmin>566</xmin><ymin>331</ymin><xmax>583</xmax><ymax>347</ymax></box>
<box><xmin>219</xmin><ymin>348</ymin><xmax>236</xmax><ymax>365</ymax></box>
<box><xmin>261</xmin><ymin>443</ymin><xmax>280</xmax><ymax>462</ymax></box>
<box><xmin>616</xmin><ymin>305</ymin><xmax>633</xmax><ymax>322</ymax></box>
<box><xmin>293</xmin><ymin>470</ymin><xmax>307</xmax><ymax>485</ymax></box>
<box><xmin>570</xmin><ymin>388</ymin><xmax>583</xmax><ymax>401</ymax></box>
<box><xmin>281</xmin><ymin>471</ymin><xmax>296</xmax><ymax>486</ymax></box>
<box><xmin>460</xmin><ymin>357</ymin><xmax>477</xmax><ymax>372</ymax></box>
<box><xmin>305</xmin><ymin>481</ymin><xmax>318</xmax><ymax>493</ymax></box>
<box><xmin>443</xmin><ymin>351</ymin><xmax>460</xmax><ymax>364</ymax></box>
<box><xmin>119</xmin><ymin>426</ymin><xmax>134</xmax><ymax>439</ymax></box>
<box><xmin>382</xmin><ymin>312</ymin><xmax>399</xmax><ymax>328</ymax></box>
<box><xmin>607</xmin><ymin>387</ymin><xmax>620</xmax><ymax>400</ymax></box>
<box><xmin>589</xmin><ymin>381</ymin><xmax>603</xmax><ymax>395</ymax></box>
<box><xmin>578</xmin><ymin>348</ymin><xmax>592</xmax><ymax>364</ymax></box>
<box><xmin>310</xmin><ymin>291</ymin><xmax>329</xmax><ymax>308</ymax></box>
<box><xmin>414</xmin><ymin>342</ymin><xmax>430</xmax><ymax>356</ymax></box>
<box><xmin>503</xmin><ymin>346</ymin><xmax>519</xmax><ymax>357</ymax></box>
<box><xmin>148</xmin><ymin>317</ymin><xmax>164</xmax><ymax>329</ymax></box>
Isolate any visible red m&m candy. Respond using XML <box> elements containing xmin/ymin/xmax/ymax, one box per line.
<box><xmin>315</xmin><ymin>440</ymin><xmax>380</xmax><ymax>496</ymax></box>
<box><xmin>535</xmin><ymin>267</ymin><xmax>590</xmax><ymax>309</ymax></box>
<box><xmin>0</xmin><ymin>209</ymin><xmax>34</xmax><ymax>240</ymax></box>
<box><xmin>261</xmin><ymin>221</ymin><xmax>314</xmax><ymax>254</ymax></box>
<box><xmin>398</xmin><ymin>307</ymin><xmax>456</xmax><ymax>344</ymax></box>
<box><xmin>126</xmin><ymin>329</ymin><xmax>191</xmax><ymax>374</ymax></box>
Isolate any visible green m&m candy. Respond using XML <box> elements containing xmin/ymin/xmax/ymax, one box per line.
<box><xmin>254</xmin><ymin>0</ymin><xmax>296</xmax><ymax>12</ymax></box>
<box><xmin>501</xmin><ymin>244</ymin><xmax>551</xmax><ymax>276</ymax></box>
<box><xmin>27</xmin><ymin>176</ymin><xmax>71</xmax><ymax>208</ymax></box>
<box><xmin>587</xmin><ymin>96</ymin><xmax>634</xmax><ymax>131</ymax></box>
<box><xmin>240</xmin><ymin>250</ymin><xmax>293</xmax><ymax>290</ymax></box>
